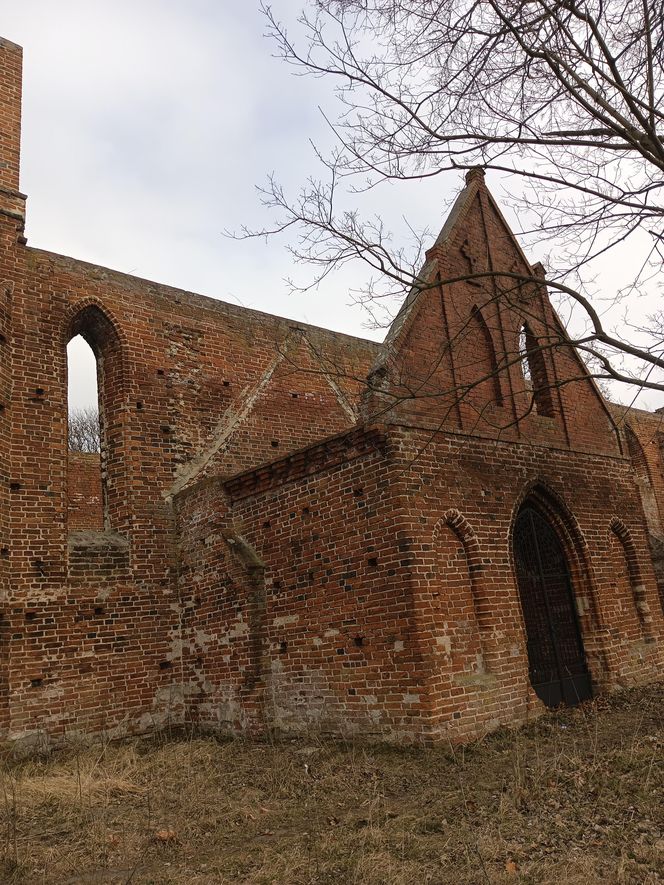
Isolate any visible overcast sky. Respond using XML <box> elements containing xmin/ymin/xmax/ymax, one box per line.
<box><xmin>1</xmin><ymin>1</ymin><xmax>661</xmax><ymax>412</ymax></box>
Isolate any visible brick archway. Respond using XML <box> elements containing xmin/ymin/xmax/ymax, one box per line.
<box><xmin>513</xmin><ymin>502</ymin><xmax>592</xmax><ymax>707</ymax></box>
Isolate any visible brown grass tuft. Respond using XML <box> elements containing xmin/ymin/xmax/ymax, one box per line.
<box><xmin>0</xmin><ymin>682</ymin><xmax>661</xmax><ymax>884</ymax></box>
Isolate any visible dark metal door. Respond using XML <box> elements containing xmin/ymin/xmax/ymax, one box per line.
<box><xmin>513</xmin><ymin>507</ymin><xmax>592</xmax><ymax>708</ymax></box>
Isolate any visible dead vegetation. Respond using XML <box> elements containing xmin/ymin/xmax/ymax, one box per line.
<box><xmin>0</xmin><ymin>683</ymin><xmax>661</xmax><ymax>884</ymax></box>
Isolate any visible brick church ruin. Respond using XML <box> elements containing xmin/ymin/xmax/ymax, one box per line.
<box><xmin>1</xmin><ymin>38</ymin><xmax>662</xmax><ymax>746</ymax></box>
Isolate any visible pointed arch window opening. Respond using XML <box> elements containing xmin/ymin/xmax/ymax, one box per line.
<box><xmin>67</xmin><ymin>335</ymin><xmax>101</xmax><ymax>452</ymax></box>
<box><xmin>66</xmin><ymin>332</ymin><xmax>107</xmax><ymax>532</ymax></box>
<box><xmin>471</xmin><ymin>305</ymin><xmax>504</xmax><ymax>407</ymax></box>
<box><xmin>518</xmin><ymin>323</ymin><xmax>555</xmax><ymax>417</ymax></box>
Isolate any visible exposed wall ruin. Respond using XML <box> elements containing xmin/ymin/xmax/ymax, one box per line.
<box><xmin>0</xmin><ymin>37</ymin><xmax>662</xmax><ymax>747</ymax></box>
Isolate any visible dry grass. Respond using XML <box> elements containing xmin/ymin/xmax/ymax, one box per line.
<box><xmin>0</xmin><ymin>683</ymin><xmax>662</xmax><ymax>884</ymax></box>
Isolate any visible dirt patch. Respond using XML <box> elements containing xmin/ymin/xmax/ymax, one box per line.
<box><xmin>0</xmin><ymin>683</ymin><xmax>662</xmax><ymax>884</ymax></box>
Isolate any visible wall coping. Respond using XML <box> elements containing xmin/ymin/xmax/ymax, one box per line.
<box><xmin>222</xmin><ymin>424</ymin><xmax>388</xmax><ymax>502</ymax></box>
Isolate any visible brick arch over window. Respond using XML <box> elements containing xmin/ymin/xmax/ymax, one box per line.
<box><xmin>623</xmin><ymin>425</ymin><xmax>661</xmax><ymax>534</ymax></box>
<box><xmin>518</xmin><ymin>323</ymin><xmax>555</xmax><ymax>418</ymax></box>
<box><xmin>624</xmin><ymin>427</ymin><xmax>653</xmax><ymax>483</ymax></box>
<box><xmin>468</xmin><ymin>305</ymin><xmax>503</xmax><ymax>407</ymax></box>
<box><xmin>433</xmin><ymin>508</ymin><xmax>496</xmax><ymax>673</ymax></box>
<box><xmin>609</xmin><ymin>517</ymin><xmax>654</xmax><ymax>640</ymax></box>
<box><xmin>64</xmin><ymin>301</ymin><xmax>129</xmax><ymax>532</ymax></box>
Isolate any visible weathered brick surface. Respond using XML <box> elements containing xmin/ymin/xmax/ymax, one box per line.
<box><xmin>174</xmin><ymin>424</ymin><xmax>663</xmax><ymax>743</ymax></box>
<box><xmin>2</xmin><ymin>243</ymin><xmax>376</xmax><ymax>742</ymax></box>
<box><xmin>1</xmin><ymin>39</ymin><xmax>662</xmax><ymax>746</ymax></box>
<box><xmin>364</xmin><ymin>170</ymin><xmax>620</xmax><ymax>458</ymax></box>
<box><xmin>67</xmin><ymin>452</ymin><xmax>103</xmax><ymax>530</ymax></box>
<box><xmin>610</xmin><ymin>404</ymin><xmax>664</xmax><ymax>610</ymax></box>
<box><xmin>0</xmin><ymin>37</ymin><xmax>25</xmax><ymax>735</ymax></box>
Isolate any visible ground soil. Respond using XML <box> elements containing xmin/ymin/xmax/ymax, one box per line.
<box><xmin>0</xmin><ymin>682</ymin><xmax>662</xmax><ymax>884</ymax></box>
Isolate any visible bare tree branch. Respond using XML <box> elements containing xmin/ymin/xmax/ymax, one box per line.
<box><xmin>241</xmin><ymin>0</ymin><xmax>664</xmax><ymax>404</ymax></box>
<box><xmin>68</xmin><ymin>407</ymin><xmax>101</xmax><ymax>453</ymax></box>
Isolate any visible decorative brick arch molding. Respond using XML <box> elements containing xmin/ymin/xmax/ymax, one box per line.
<box><xmin>62</xmin><ymin>298</ymin><xmax>132</xmax><ymax>534</ymax></box>
<box><xmin>62</xmin><ymin>297</ymin><xmax>130</xmax><ymax>367</ymax></box>
<box><xmin>509</xmin><ymin>481</ymin><xmax>611</xmax><ymax>686</ymax></box>
<box><xmin>433</xmin><ymin>508</ymin><xmax>497</xmax><ymax>673</ymax></box>
<box><xmin>469</xmin><ymin>304</ymin><xmax>503</xmax><ymax>406</ymax></box>
<box><xmin>512</xmin><ymin>482</ymin><xmax>604</xmax><ymax>624</ymax></box>
<box><xmin>609</xmin><ymin>517</ymin><xmax>655</xmax><ymax>641</ymax></box>
<box><xmin>224</xmin><ymin>532</ymin><xmax>269</xmax><ymax>734</ymax></box>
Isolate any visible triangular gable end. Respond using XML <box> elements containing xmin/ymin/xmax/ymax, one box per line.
<box><xmin>369</xmin><ymin>168</ymin><xmax>487</xmax><ymax>377</ymax></box>
<box><xmin>364</xmin><ymin>169</ymin><xmax>621</xmax><ymax>456</ymax></box>
<box><xmin>475</xmin><ymin>182</ymin><xmax>620</xmax><ymax>445</ymax></box>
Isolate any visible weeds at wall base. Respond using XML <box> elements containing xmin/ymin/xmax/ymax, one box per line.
<box><xmin>0</xmin><ymin>681</ymin><xmax>660</xmax><ymax>884</ymax></box>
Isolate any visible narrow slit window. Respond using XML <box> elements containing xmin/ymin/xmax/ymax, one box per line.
<box><xmin>518</xmin><ymin>323</ymin><xmax>554</xmax><ymax>417</ymax></box>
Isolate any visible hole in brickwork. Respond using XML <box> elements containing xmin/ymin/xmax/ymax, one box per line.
<box><xmin>353</xmin><ymin>636</ymin><xmax>364</xmax><ymax>647</ymax></box>
<box><xmin>157</xmin><ymin>368</ymin><xmax>165</xmax><ymax>376</ymax></box>
<box><xmin>279</xmin><ymin>641</ymin><xmax>288</xmax><ymax>653</ymax></box>
<box><xmin>35</xmin><ymin>387</ymin><xmax>44</xmax><ymax>396</ymax></box>
<box><xmin>159</xmin><ymin>660</ymin><xmax>173</xmax><ymax>670</ymax></box>
<box><xmin>0</xmin><ymin>403</ymin><xmax>5</xmax><ymax>412</ymax></box>
<box><xmin>348</xmin><ymin>688</ymin><xmax>356</xmax><ymax>695</ymax></box>
<box><xmin>0</xmin><ymin>547</ymin><xmax>8</xmax><ymax>558</ymax></box>
<box><xmin>263</xmin><ymin>520</ymin><xmax>271</xmax><ymax>528</ymax></box>
<box><xmin>291</xmin><ymin>392</ymin><xmax>299</xmax><ymax>399</ymax></box>
<box><xmin>336</xmin><ymin>647</ymin><xmax>345</xmax><ymax>655</ymax></box>
<box><xmin>223</xmin><ymin>380</ymin><xmax>230</xmax><ymax>387</ymax></box>
<box><xmin>271</xmin><ymin>440</ymin><xmax>280</xmax><ymax>448</ymax></box>
<box><xmin>9</xmin><ymin>482</ymin><xmax>20</xmax><ymax>492</ymax></box>
<box><xmin>25</xmin><ymin>611</ymin><xmax>37</xmax><ymax>622</ymax></box>
<box><xmin>302</xmin><ymin>506</ymin><xmax>310</xmax><ymax>516</ymax></box>
<box><xmin>161</xmin><ymin>425</ymin><xmax>173</xmax><ymax>434</ymax></box>
<box><xmin>273</xmin><ymin>579</ymin><xmax>283</xmax><ymax>590</ymax></box>
<box><xmin>30</xmin><ymin>678</ymin><xmax>43</xmax><ymax>688</ymax></box>
<box><xmin>367</xmin><ymin>557</ymin><xmax>378</xmax><ymax>568</ymax></box>
<box><xmin>353</xmin><ymin>487</ymin><xmax>364</xmax><ymax>497</ymax></box>
<box><xmin>0</xmin><ymin>332</ymin><xmax>5</xmax><ymax>345</ymax></box>
<box><xmin>136</xmin><ymin>401</ymin><xmax>143</xmax><ymax>410</ymax></box>
<box><xmin>94</xmin><ymin>606</ymin><xmax>105</xmax><ymax>617</ymax></box>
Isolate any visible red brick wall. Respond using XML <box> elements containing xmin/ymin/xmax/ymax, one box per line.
<box><xmin>611</xmin><ymin>405</ymin><xmax>664</xmax><ymax>536</ymax></box>
<box><xmin>175</xmin><ymin>423</ymin><xmax>663</xmax><ymax>744</ymax></box>
<box><xmin>0</xmin><ymin>37</ymin><xmax>25</xmax><ymax>736</ymax></box>
<box><xmin>67</xmin><ymin>452</ymin><xmax>104</xmax><ymax>530</ymax></box>
<box><xmin>610</xmin><ymin>405</ymin><xmax>664</xmax><ymax>609</ymax></box>
<box><xmin>1</xmin><ymin>36</ymin><xmax>662</xmax><ymax>747</ymax></box>
<box><xmin>389</xmin><ymin>427</ymin><xmax>663</xmax><ymax>740</ymax></box>
<box><xmin>0</xmin><ymin>38</ymin><xmax>21</xmax><ymax>193</ymax></box>
<box><xmin>0</xmin><ymin>32</ymin><xmax>377</xmax><ymax>743</ymax></box>
<box><xmin>368</xmin><ymin>171</ymin><xmax>621</xmax><ymax>459</ymax></box>
<box><xmin>3</xmin><ymin>244</ymin><xmax>377</xmax><ymax>741</ymax></box>
<box><xmin>175</xmin><ymin>426</ymin><xmax>437</xmax><ymax>741</ymax></box>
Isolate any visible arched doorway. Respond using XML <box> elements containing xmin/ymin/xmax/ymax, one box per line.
<box><xmin>513</xmin><ymin>506</ymin><xmax>592</xmax><ymax>707</ymax></box>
